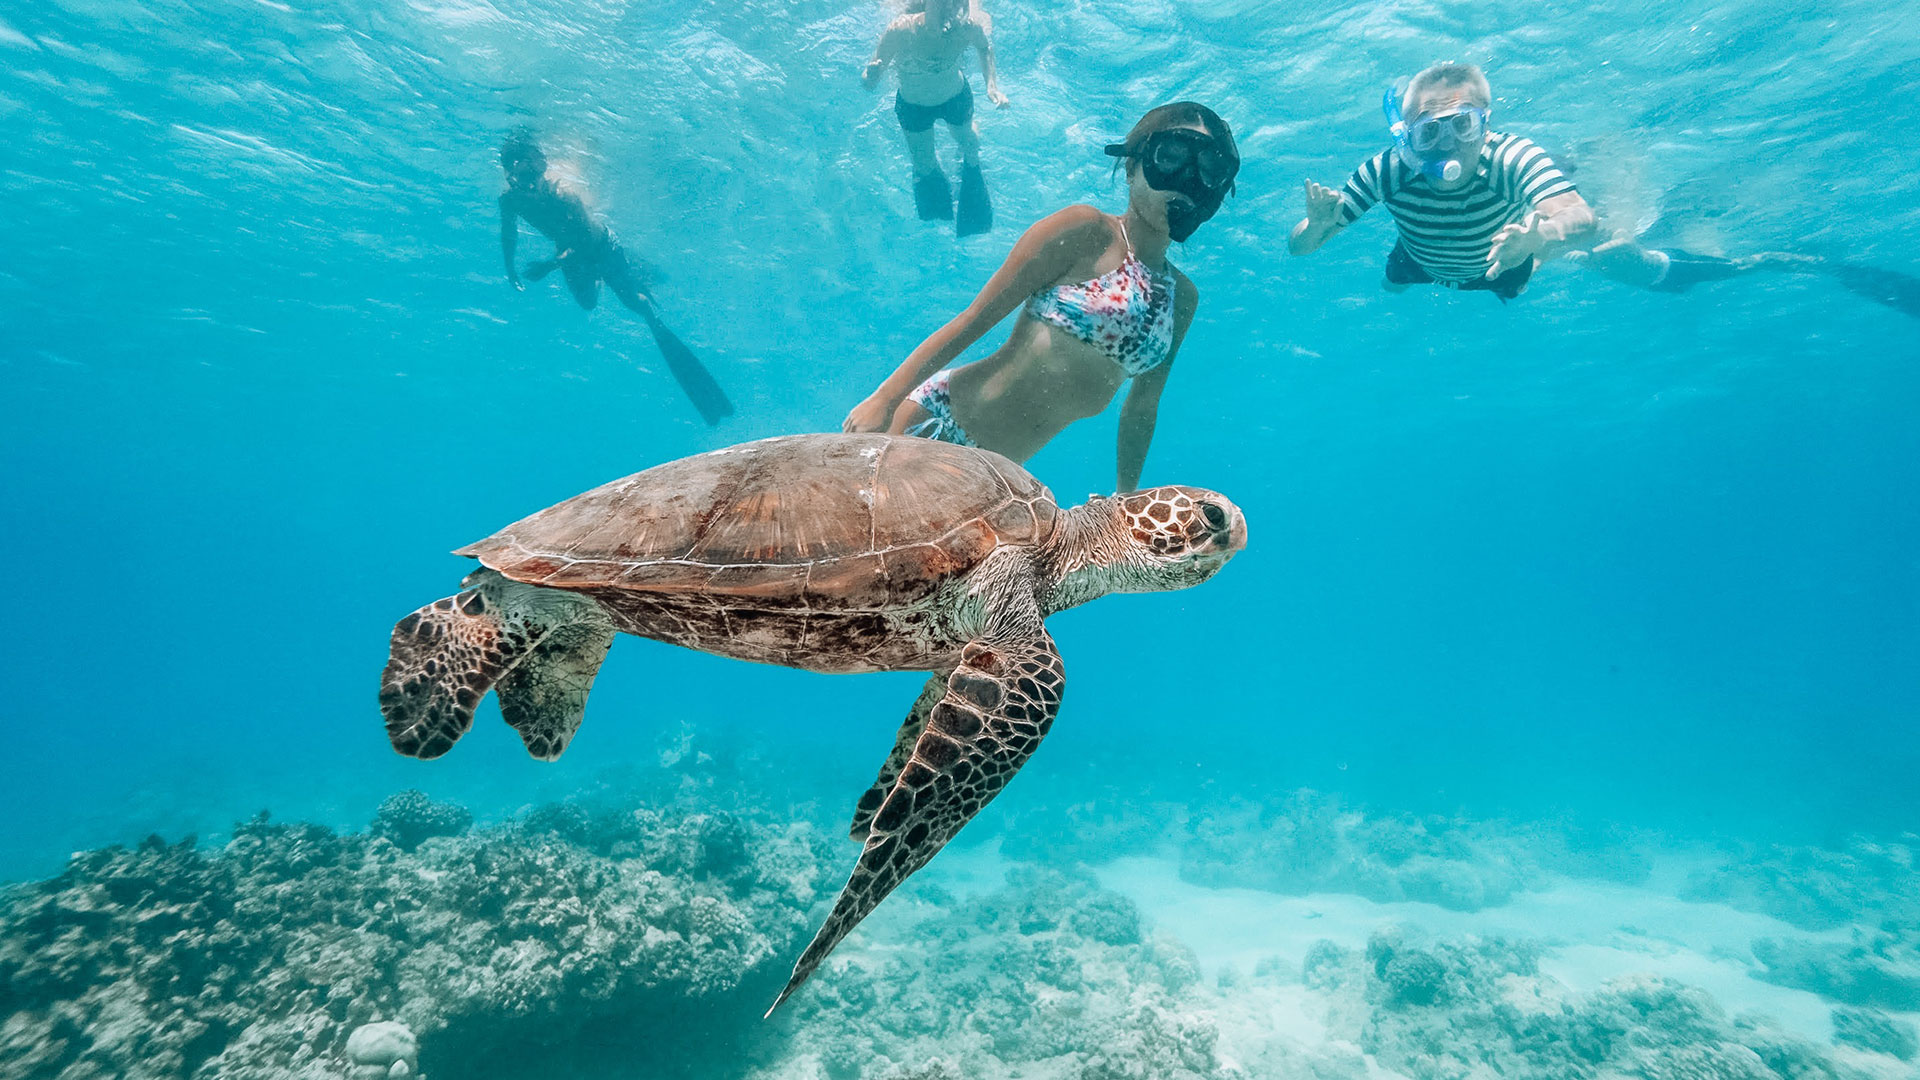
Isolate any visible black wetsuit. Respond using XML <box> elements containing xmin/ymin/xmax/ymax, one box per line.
<box><xmin>1647</xmin><ymin>250</ymin><xmax>1743</xmax><ymax>294</ymax></box>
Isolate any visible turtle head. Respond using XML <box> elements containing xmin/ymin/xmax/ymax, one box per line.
<box><xmin>1112</xmin><ymin>486</ymin><xmax>1247</xmax><ymax>590</ymax></box>
<box><xmin>1045</xmin><ymin>486</ymin><xmax>1246</xmax><ymax>611</ymax></box>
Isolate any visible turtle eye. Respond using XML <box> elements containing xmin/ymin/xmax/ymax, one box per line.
<box><xmin>1200</xmin><ymin>502</ymin><xmax>1229</xmax><ymax>532</ymax></box>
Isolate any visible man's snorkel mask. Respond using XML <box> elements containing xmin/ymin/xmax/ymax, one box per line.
<box><xmin>1103</xmin><ymin>108</ymin><xmax>1240</xmax><ymax>243</ymax></box>
<box><xmin>1384</xmin><ymin>80</ymin><xmax>1487</xmax><ymax>184</ymax></box>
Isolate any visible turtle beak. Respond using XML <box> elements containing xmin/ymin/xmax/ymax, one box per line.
<box><xmin>1221</xmin><ymin>503</ymin><xmax>1247</xmax><ymax>554</ymax></box>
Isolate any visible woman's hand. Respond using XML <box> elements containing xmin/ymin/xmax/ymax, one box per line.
<box><xmin>843</xmin><ymin>393</ymin><xmax>897</xmax><ymax>434</ymax></box>
<box><xmin>987</xmin><ymin>86</ymin><xmax>1009</xmax><ymax>108</ymax></box>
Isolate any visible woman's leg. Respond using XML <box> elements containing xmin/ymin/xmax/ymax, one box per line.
<box><xmin>888</xmin><ymin>398</ymin><xmax>932</xmax><ymax>435</ymax></box>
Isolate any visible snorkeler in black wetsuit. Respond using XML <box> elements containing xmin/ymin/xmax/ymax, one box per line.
<box><xmin>498</xmin><ymin>130</ymin><xmax>733</xmax><ymax>423</ymax></box>
<box><xmin>1572</xmin><ymin>230</ymin><xmax>1920</xmax><ymax>320</ymax></box>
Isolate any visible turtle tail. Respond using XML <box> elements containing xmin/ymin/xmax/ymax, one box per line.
<box><xmin>378</xmin><ymin>569</ymin><xmax>614</xmax><ymax>761</ymax></box>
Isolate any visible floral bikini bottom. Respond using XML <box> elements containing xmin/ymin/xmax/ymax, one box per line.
<box><xmin>902</xmin><ymin>370</ymin><xmax>978</xmax><ymax>447</ymax></box>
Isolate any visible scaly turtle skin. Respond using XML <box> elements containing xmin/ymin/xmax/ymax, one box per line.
<box><xmin>377</xmin><ymin>433</ymin><xmax>1247</xmax><ymax>1013</ymax></box>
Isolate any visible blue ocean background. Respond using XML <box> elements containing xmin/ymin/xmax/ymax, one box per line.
<box><xmin>7</xmin><ymin>0</ymin><xmax>1917</xmax><ymax>873</ymax></box>
<box><xmin>4</xmin><ymin>2</ymin><xmax>1920</xmax><ymax>1072</ymax></box>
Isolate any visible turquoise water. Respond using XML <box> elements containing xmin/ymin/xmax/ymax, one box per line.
<box><xmin>4</xmin><ymin>0</ymin><xmax>1920</xmax><ymax>1076</ymax></box>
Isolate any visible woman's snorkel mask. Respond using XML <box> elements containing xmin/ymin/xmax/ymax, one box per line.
<box><xmin>1384</xmin><ymin>81</ymin><xmax>1487</xmax><ymax>184</ymax></box>
<box><xmin>1103</xmin><ymin>125</ymin><xmax>1240</xmax><ymax>242</ymax></box>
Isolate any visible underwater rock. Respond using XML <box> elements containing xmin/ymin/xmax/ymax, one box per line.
<box><xmin>1001</xmin><ymin>789</ymin><xmax>1653</xmax><ymax>915</ymax></box>
<box><xmin>371</xmin><ymin>790</ymin><xmax>473</xmax><ymax>852</ymax></box>
<box><xmin>1365</xmin><ymin>928</ymin><xmax>1456</xmax><ymax>1008</ymax></box>
<box><xmin>345</xmin><ymin>1020</ymin><xmax>418</xmax><ymax>1079</ymax></box>
<box><xmin>0</xmin><ymin>790</ymin><xmax>829</xmax><ymax>1080</ymax></box>
<box><xmin>1179</xmin><ymin>793</ymin><xmax>1537</xmax><ymax>912</ymax></box>
<box><xmin>1751</xmin><ymin>923</ymin><xmax>1920</xmax><ymax>1011</ymax></box>
<box><xmin>1684</xmin><ymin>835</ymin><xmax>1920</xmax><ymax>932</ymax></box>
<box><xmin>1318</xmin><ymin>929</ymin><xmax>1875</xmax><ymax>1080</ymax></box>
<box><xmin>1832</xmin><ymin>1007</ymin><xmax>1919</xmax><ymax>1061</ymax></box>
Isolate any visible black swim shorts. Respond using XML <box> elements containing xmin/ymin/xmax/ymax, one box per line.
<box><xmin>895</xmin><ymin>82</ymin><xmax>974</xmax><ymax>133</ymax></box>
<box><xmin>1385</xmin><ymin>240</ymin><xmax>1535</xmax><ymax>302</ymax></box>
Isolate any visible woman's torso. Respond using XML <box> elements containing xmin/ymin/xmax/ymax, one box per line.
<box><xmin>894</xmin><ymin>21</ymin><xmax>970</xmax><ymax>104</ymax></box>
<box><xmin>946</xmin><ymin>214</ymin><xmax>1179</xmax><ymax>460</ymax></box>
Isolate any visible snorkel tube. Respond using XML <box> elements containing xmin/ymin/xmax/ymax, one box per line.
<box><xmin>1383</xmin><ymin>84</ymin><xmax>1463</xmax><ymax>183</ymax></box>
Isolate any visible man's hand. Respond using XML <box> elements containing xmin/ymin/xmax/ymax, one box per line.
<box><xmin>987</xmin><ymin>86</ymin><xmax>1009</xmax><ymax>108</ymax></box>
<box><xmin>843</xmin><ymin>392</ymin><xmax>898</xmax><ymax>434</ymax></box>
<box><xmin>1288</xmin><ymin>179</ymin><xmax>1346</xmax><ymax>256</ymax></box>
<box><xmin>508</xmin><ymin>274</ymin><xmax>524</xmax><ymax>292</ymax></box>
<box><xmin>862</xmin><ymin>59</ymin><xmax>885</xmax><ymax>90</ymax></box>
<box><xmin>1487</xmin><ymin>213</ymin><xmax>1549</xmax><ymax>279</ymax></box>
<box><xmin>1303</xmin><ymin>179</ymin><xmax>1342</xmax><ymax>230</ymax></box>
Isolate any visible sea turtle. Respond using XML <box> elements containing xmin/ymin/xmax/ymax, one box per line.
<box><xmin>377</xmin><ymin>433</ymin><xmax>1246</xmax><ymax>1012</ymax></box>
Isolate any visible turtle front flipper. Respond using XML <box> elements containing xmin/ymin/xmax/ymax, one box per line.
<box><xmin>769</xmin><ymin>630</ymin><xmax>1065</xmax><ymax>1015</ymax></box>
<box><xmin>848</xmin><ymin>673</ymin><xmax>947</xmax><ymax>843</ymax></box>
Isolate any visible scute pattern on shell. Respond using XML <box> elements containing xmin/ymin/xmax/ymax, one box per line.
<box><xmin>456</xmin><ymin>435</ymin><xmax>1058</xmax><ymax>608</ymax></box>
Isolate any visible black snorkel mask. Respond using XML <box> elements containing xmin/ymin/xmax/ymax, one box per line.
<box><xmin>1104</xmin><ymin>127</ymin><xmax>1240</xmax><ymax>242</ymax></box>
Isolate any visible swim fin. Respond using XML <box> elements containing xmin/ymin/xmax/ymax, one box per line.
<box><xmin>912</xmin><ymin>170</ymin><xmax>953</xmax><ymax>221</ymax></box>
<box><xmin>640</xmin><ymin>304</ymin><xmax>733</xmax><ymax>426</ymax></box>
<box><xmin>955</xmin><ymin>163</ymin><xmax>992</xmax><ymax>237</ymax></box>
<box><xmin>1828</xmin><ymin>263</ymin><xmax>1920</xmax><ymax>321</ymax></box>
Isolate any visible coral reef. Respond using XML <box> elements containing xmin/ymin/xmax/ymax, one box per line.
<box><xmin>750</xmin><ymin>866</ymin><xmax>1230</xmax><ymax>1080</ymax></box>
<box><xmin>1684</xmin><ymin>836</ymin><xmax>1920</xmax><ymax>932</ymax></box>
<box><xmin>1751</xmin><ymin>923</ymin><xmax>1920</xmax><ymax>1012</ymax></box>
<box><xmin>1003</xmin><ymin>789</ymin><xmax>1653</xmax><ymax>915</ymax></box>
<box><xmin>1179</xmin><ymin>793</ymin><xmax>1650</xmax><ymax>912</ymax></box>
<box><xmin>1685</xmin><ymin>835</ymin><xmax>1920</xmax><ymax>1014</ymax></box>
<box><xmin>7</xmin><ymin>758</ymin><xmax>1916</xmax><ymax>1080</ymax></box>
<box><xmin>1832</xmin><ymin>1008</ymin><xmax>1919</xmax><ymax>1062</ymax></box>
<box><xmin>0</xmin><ymin>791</ymin><xmax>831</xmax><ymax>1080</ymax></box>
<box><xmin>1299</xmin><ymin>927</ymin><xmax>1888</xmax><ymax>1080</ymax></box>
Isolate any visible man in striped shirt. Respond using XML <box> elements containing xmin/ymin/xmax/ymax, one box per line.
<box><xmin>1289</xmin><ymin>63</ymin><xmax>1595</xmax><ymax>301</ymax></box>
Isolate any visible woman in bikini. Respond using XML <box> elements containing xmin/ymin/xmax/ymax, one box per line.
<box><xmin>842</xmin><ymin>102</ymin><xmax>1240</xmax><ymax>493</ymax></box>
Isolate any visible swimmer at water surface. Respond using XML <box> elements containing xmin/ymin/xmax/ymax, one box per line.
<box><xmin>1569</xmin><ymin>229</ymin><xmax>1920</xmax><ymax>320</ymax></box>
<box><xmin>863</xmin><ymin>0</ymin><xmax>1007</xmax><ymax>236</ymax></box>
<box><xmin>496</xmin><ymin>128</ymin><xmax>732</xmax><ymax>424</ymax></box>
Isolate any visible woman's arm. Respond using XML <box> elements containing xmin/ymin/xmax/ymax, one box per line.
<box><xmin>863</xmin><ymin>24</ymin><xmax>902</xmax><ymax>90</ymax></box>
<box><xmin>971</xmin><ymin>22</ymin><xmax>1007</xmax><ymax>107</ymax></box>
<box><xmin>845</xmin><ymin>206</ymin><xmax>1108</xmax><ymax>432</ymax></box>
<box><xmin>1116</xmin><ymin>273</ymin><xmax>1198</xmax><ymax>492</ymax></box>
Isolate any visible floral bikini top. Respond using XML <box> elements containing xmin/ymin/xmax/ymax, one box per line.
<box><xmin>1025</xmin><ymin>219</ymin><xmax>1177</xmax><ymax>377</ymax></box>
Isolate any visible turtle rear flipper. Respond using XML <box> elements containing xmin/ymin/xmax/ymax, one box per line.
<box><xmin>379</xmin><ymin>570</ymin><xmax>611</xmax><ymax>760</ymax></box>
<box><xmin>496</xmin><ymin>621</ymin><xmax>614</xmax><ymax>760</ymax></box>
